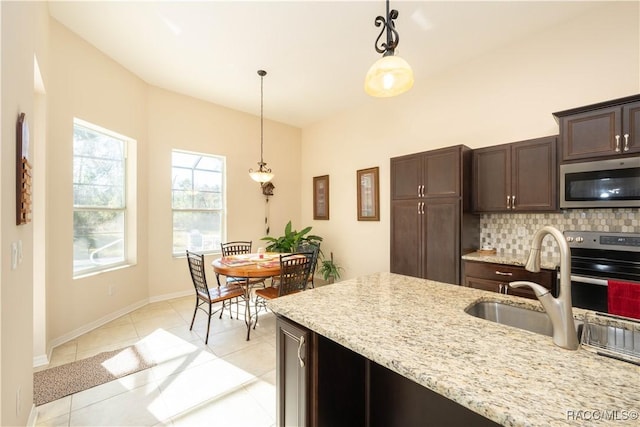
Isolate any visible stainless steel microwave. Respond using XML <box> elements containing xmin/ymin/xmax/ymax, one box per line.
<box><xmin>560</xmin><ymin>156</ymin><xmax>640</xmax><ymax>208</ymax></box>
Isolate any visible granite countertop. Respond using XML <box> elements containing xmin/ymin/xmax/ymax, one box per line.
<box><xmin>268</xmin><ymin>272</ymin><xmax>640</xmax><ymax>426</ymax></box>
<box><xmin>462</xmin><ymin>251</ymin><xmax>559</xmax><ymax>270</ymax></box>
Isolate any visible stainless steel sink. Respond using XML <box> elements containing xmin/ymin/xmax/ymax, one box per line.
<box><xmin>465</xmin><ymin>301</ymin><xmax>582</xmax><ymax>338</ymax></box>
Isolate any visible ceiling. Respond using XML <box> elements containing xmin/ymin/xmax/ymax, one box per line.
<box><xmin>48</xmin><ymin>1</ymin><xmax>605</xmax><ymax>128</ymax></box>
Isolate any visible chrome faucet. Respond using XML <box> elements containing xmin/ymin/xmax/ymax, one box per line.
<box><xmin>509</xmin><ymin>226</ymin><xmax>579</xmax><ymax>350</ymax></box>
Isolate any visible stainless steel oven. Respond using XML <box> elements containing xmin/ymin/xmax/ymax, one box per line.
<box><xmin>560</xmin><ymin>156</ymin><xmax>640</xmax><ymax>208</ymax></box>
<box><xmin>564</xmin><ymin>231</ymin><xmax>640</xmax><ymax>312</ymax></box>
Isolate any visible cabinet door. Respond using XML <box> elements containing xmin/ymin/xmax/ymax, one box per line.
<box><xmin>424</xmin><ymin>147</ymin><xmax>460</xmax><ymax>198</ymax></box>
<box><xmin>276</xmin><ymin>317</ymin><xmax>310</xmax><ymax>427</ymax></box>
<box><xmin>390</xmin><ymin>200</ymin><xmax>422</xmax><ymax>278</ymax></box>
<box><xmin>560</xmin><ymin>105</ymin><xmax>622</xmax><ymax>162</ymax></box>
<box><xmin>473</xmin><ymin>145</ymin><xmax>510</xmax><ymax>212</ymax></box>
<box><xmin>391</xmin><ymin>154</ymin><xmax>423</xmax><ymax>200</ymax></box>
<box><xmin>622</xmin><ymin>101</ymin><xmax>640</xmax><ymax>155</ymax></box>
<box><xmin>424</xmin><ymin>199</ymin><xmax>460</xmax><ymax>284</ymax></box>
<box><xmin>511</xmin><ymin>136</ymin><xmax>557</xmax><ymax>211</ymax></box>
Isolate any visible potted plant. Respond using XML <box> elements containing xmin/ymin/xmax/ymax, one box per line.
<box><xmin>319</xmin><ymin>252</ymin><xmax>343</xmax><ymax>284</ymax></box>
<box><xmin>261</xmin><ymin>220</ymin><xmax>323</xmax><ymax>253</ymax></box>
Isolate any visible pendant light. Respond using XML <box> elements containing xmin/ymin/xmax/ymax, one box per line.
<box><xmin>364</xmin><ymin>0</ymin><xmax>414</xmax><ymax>97</ymax></box>
<box><xmin>249</xmin><ymin>69</ymin><xmax>274</xmax><ymax>183</ymax></box>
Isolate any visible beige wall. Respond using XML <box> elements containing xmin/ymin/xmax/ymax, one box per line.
<box><xmin>45</xmin><ymin>18</ymin><xmax>302</xmax><ymax>347</ymax></box>
<box><xmin>1</xmin><ymin>1</ymin><xmax>50</xmax><ymax>424</ymax></box>
<box><xmin>301</xmin><ymin>2</ymin><xmax>640</xmax><ymax>279</ymax></box>
<box><xmin>145</xmin><ymin>87</ymin><xmax>302</xmax><ymax>298</ymax></box>
<box><xmin>47</xmin><ymin>19</ymin><xmax>150</xmax><ymax>344</ymax></box>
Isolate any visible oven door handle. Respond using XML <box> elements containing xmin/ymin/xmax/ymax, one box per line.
<box><xmin>571</xmin><ymin>274</ymin><xmax>608</xmax><ymax>287</ymax></box>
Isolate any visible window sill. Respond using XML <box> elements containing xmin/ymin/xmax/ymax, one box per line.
<box><xmin>73</xmin><ymin>263</ymin><xmax>135</xmax><ymax>280</ymax></box>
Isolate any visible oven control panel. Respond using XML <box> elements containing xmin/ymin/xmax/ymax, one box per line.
<box><xmin>564</xmin><ymin>231</ymin><xmax>640</xmax><ymax>252</ymax></box>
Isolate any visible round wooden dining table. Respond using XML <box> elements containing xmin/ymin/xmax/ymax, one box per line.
<box><xmin>211</xmin><ymin>253</ymin><xmax>283</xmax><ymax>341</ymax></box>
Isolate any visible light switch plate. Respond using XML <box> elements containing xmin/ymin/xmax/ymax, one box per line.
<box><xmin>11</xmin><ymin>242</ymin><xmax>18</xmax><ymax>270</ymax></box>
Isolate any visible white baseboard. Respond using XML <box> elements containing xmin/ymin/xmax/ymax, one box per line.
<box><xmin>148</xmin><ymin>289</ymin><xmax>191</xmax><ymax>303</ymax></box>
<box><xmin>42</xmin><ymin>288</ymin><xmax>194</xmax><ymax>368</ymax></box>
<box><xmin>48</xmin><ymin>298</ymin><xmax>149</xmax><ymax>350</ymax></box>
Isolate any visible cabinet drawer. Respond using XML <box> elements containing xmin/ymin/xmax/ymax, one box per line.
<box><xmin>463</xmin><ymin>261</ymin><xmax>555</xmax><ymax>290</ymax></box>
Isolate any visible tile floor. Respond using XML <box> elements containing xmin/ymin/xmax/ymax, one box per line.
<box><xmin>34</xmin><ymin>295</ymin><xmax>277</xmax><ymax>427</ymax></box>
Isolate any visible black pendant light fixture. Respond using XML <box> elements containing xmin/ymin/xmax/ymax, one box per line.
<box><xmin>364</xmin><ymin>0</ymin><xmax>414</xmax><ymax>97</ymax></box>
<box><xmin>249</xmin><ymin>69</ymin><xmax>274</xmax><ymax>183</ymax></box>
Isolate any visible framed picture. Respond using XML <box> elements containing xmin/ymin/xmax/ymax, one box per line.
<box><xmin>313</xmin><ymin>175</ymin><xmax>329</xmax><ymax>220</ymax></box>
<box><xmin>357</xmin><ymin>167</ymin><xmax>379</xmax><ymax>221</ymax></box>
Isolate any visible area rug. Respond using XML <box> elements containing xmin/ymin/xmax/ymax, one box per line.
<box><xmin>34</xmin><ymin>344</ymin><xmax>156</xmax><ymax>406</ymax></box>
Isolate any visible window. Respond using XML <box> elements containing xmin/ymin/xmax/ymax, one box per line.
<box><xmin>172</xmin><ymin>150</ymin><xmax>225</xmax><ymax>255</ymax></box>
<box><xmin>73</xmin><ymin>119</ymin><xmax>133</xmax><ymax>275</ymax></box>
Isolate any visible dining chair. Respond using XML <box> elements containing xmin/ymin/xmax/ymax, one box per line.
<box><xmin>186</xmin><ymin>250</ymin><xmax>245</xmax><ymax>344</ymax></box>
<box><xmin>253</xmin><ymin>252</ymin><xmax>314</xmax><ymax>328</ymax></box>
<box><xmin>295</xmin><ymin>241</ymin><xmax>321</xmax><ymax>288</ymax></box>
<box><xmin>217</xmin><ymin>241</ymin><xmax>266</xmax><ymax>290</ymax></box>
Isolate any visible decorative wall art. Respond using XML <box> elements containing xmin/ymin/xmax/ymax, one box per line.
<box><xmin>357</xmin><ymin>167</ymin><xmax>379</xmax><ymax>221</ymax></box>
<box><xmin>16</xmin><ymin>112</ymin><xmax>32</xmax><ymax>225</ymax></box>
<box><xmin>313</xmin><ymin>175</ymin><xmax>329</xmax><ymax>220</ymax></box>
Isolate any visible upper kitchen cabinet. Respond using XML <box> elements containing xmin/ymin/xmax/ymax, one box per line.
<box><xmin>391</xmin><ymin>145</ymin><xmax>478</xmax><ymax>285</ymax></box>
<box><xmin>473</xmin><ymin>136</ymin><xmax>558</xmax><ymax>213</ymax></box>
<box><xmin>553</xmin><ymin>94</ymin><xmax>640</xmax><ymax>162</ymax></box>
<box><xmin>391</xmin><ymin>146</ymin><xmax>462</xmax><ymax>200</ymax></box>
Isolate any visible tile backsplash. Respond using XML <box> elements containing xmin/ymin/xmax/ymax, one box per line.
<box><xmin>480</xmin><ymin>208</ymin><xmax>639</xmax><ymax>259</ymax></box>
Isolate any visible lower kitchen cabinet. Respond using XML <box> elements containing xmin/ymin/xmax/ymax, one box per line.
<box><xmin>463</xmin><ymin>260</ymin><xmax>556</xmax><ymax>299</ymax></box>
<box><xmin>277</xmin><ymin>316</ymin><xmax>500</xmax><ymax>427</ymax></box>
<box><xmin>276</xmin><ymin>317</ymin><xmax>310</xmax><ymax>427</ymax></box>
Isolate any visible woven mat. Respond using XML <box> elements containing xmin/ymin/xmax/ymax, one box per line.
<box><xmin>34</xmin><ymin>344</ymin><xmax>156</xmax><ymax>406</ymax></box>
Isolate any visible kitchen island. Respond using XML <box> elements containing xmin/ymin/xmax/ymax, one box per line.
<box><xmin>268</xmin><ymin>272</ymin><xmax>639</xmax><ymax>426</ymax></box>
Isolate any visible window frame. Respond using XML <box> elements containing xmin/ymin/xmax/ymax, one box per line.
<box><xmin>171</xmin><ymin>149</ymin><xmax>226</xmax><ymax>257</ymax></box>
<box><xmin>72</xmin><ymin>118</ymin><xmax>136</xmax><ymax>277</ymax></box>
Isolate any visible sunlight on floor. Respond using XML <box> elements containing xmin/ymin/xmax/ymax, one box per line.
<box><xmin>35</xmin><ymin>296</ymin><xmax>277</xmax><ymax>427</ymax></box>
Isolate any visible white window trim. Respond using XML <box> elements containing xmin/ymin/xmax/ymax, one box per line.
<box><xmin>72</xmin><ymin>118</ymin><xmax>137</xmax><ymax>277</ymax></box>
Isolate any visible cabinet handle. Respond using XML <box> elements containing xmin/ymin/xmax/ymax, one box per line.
<box><xmin>512</xmin><ymin>195</ymin><xmax>516</xmax><ymax>209</ymax></box>
<box><xmin>615</xmin><ymin>135</ymin><xmax>621</xmax><ymax>152</ymax></box>
<box><xmin>417</xmin><ymin>202</ymin><xmax>421</xmax><ymax>214</ymax></box>
<box><xmin>297</xmin><ymin>335</ymin><xmax>305</xmax><ymax>368</ymax></box>
<box><xmin>421</xmin><ymin>185</ymin><xmax>425</xmax><ymax>198</ymax></box>
<box><xmin>506</xmin><ymin>196</ymin><xmax>511</xmax><ymax>209</ymax></box>
<box><xmin>417</xmin><ymin>185</ymin><xmax>421</xmax><ymax>197</ymax></box>
<box><xmin>495</xmin><ymin>271</ymin><xmax>513</xmax><ymax>276</ymax></box>
<box><xmin>499</xmin><ymin>284</ymin><xmax>504</xmax><ymax>294</ymax></box>
<box><xmin>420</xmin><ymin>202</ymin><xmax>425</xmax><ymax>215</ymax></box>
<box><xmin>624</xmin><ymin>134</ymin><xmax>630</xmax><ymax>152</ymax></box>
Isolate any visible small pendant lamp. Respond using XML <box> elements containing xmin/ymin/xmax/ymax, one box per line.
<box><xmin>364</xmin><ymin>0</ymin><xmax>414</xmax><ymax>97</ymax></box>
<box><xmin>249</xmin><ymin>69</ymin><xmax>274</xmax><ymax>183</ymax></box>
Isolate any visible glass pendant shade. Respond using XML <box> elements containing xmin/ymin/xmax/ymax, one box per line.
<box><xmin>249</xmin><ymin>169</ymin><xmax>274</xmax><ymax>183</ymax></box>
<box><xmin>365</xmin><ymin>54</ymin><xmax>414</xmax><ymax>97</ymax></box>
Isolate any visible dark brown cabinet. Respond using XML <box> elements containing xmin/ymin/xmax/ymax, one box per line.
<box><xmin>553</xmin><ymin>95</ymin><xmax>640</xmax><ymax>162</ymax></box>
<box><xmin>472</xmin><ymin>135</ymin><xmax>557</xmax><ymax>212</ymax></box>
<box><xmin>391</xmin><ymin>146</ymin><xmax>478</xmax><ymax>285</ymax></box>
<box><xmin>276</xmin><ymin>317</ymin><xmax>310</xmax><ymax>427</ymax></box>
<box><xmin>463</xmin><ymin>260</ymin><xmax>556</xmax><ymax>300</ymax></box>
<box><xmin>277</xmin><ymin>315</ymin><xmax>499</xmax><ymax>427</ymax></box>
